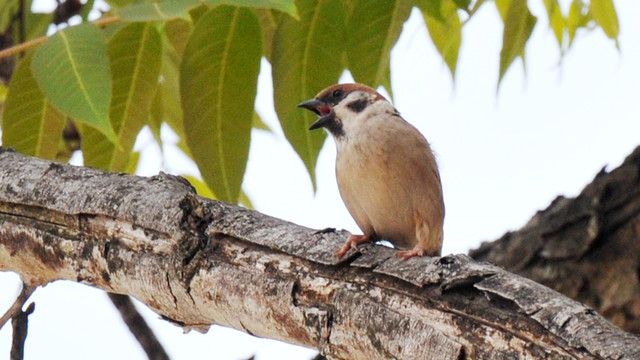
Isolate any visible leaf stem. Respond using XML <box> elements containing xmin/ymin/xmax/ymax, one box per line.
<box><xmin>462</xmin><ymin>0</ymin><xmax>487</xmax><ymax>26</ymax></box>
<box><xmin>0</xmin><ymin>15</ymin><xmax>120</xmax><ymax>60</ymax></box>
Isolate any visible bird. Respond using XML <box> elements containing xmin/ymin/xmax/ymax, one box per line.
<box><xmin>298</xmin><ymin>83</ymin><xmax>445</xmax><ymax>260</ymax></box>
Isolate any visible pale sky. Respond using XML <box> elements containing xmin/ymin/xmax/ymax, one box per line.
<box><xmin>2</xmin><ymin>1</ymin><xmax>640</xmax><ymax>359</ymax></box>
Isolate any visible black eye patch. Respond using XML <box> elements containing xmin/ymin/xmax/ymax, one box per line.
<box><xmin>320</xmin><ymin>89</ymin><xmax>346</xmax><ymax>105</ymax></box>
<box><xmin>347</xmin><ymin>98</ymin><xmax>368</xmax><ymax>113</ymax></box>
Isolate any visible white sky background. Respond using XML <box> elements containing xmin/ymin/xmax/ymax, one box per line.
<box><xmin>2</xmin><ymin>1</ymin><xmax>640</xmax><ymax>359</ymax></box>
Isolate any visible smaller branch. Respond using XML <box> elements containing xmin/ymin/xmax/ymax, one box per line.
<box><xmin>0</xmin><ymin>15</ymin><xmax>120</xmax><ymax>60</ymax></box>
<box><xmin>0</xmin><ymin>283</ymin><xmax>35</xmax><ymax>330</ymax></box>
<box><xmin>107</xmin><ymin>293</ymin><xmax>171</xmax><ymax>360</ymax></box>
<box><xmin>10</xmin><ymin>302</ymin><xmax>35</xmax><ymax>360</ymax></box>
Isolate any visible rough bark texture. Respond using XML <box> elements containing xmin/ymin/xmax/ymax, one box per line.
<box><xmin>471</xmin><ymin>146</ymin><xmax>640</xmax><ymax>335</ymax></box>
<box><xmin>1</xmin><ymin>148</ymin><xmax>639</xmax><ymax>359</ymax></box>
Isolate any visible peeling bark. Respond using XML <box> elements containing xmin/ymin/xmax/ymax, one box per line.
<box><xmin>1</xmin><ymin>149</ymin><xmax>639</xmax><ymax>359</ymax></box>
<box><xmin>471</xmin><ymin>146</ymin><xmax>640</xmax><ymax>334</ymax></box>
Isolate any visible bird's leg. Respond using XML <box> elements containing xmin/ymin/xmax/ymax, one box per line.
<box><xmin>336</xmin><ymin>234</ymin><xmax>373</xmax><ymax>259</ymax></box>
<box><xmin>398</xmin><ymin>221</ymin><xmax>442</xmax><ymax>260</ymax></box>
<box><xmin>396</xmin><ymin>245</ymin><xmax>425</xmax><ymax>260</ymax></box>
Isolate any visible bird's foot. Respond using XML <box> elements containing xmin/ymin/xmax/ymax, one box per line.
<box><xmin>396</xmin><ymin>245</ymin><xmax>425</xmax><ymax>260</ymax></box>
<box><xmin>336</xmin><ymin>234</ymin><xmax>372</xmax><ymax>259</ymax></box>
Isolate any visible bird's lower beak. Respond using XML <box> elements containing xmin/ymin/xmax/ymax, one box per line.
<box><xmin>297</xmin><ymin>98</ymin><xmax>336</xmax><ymax>131</ymax></box>
<box><xmin>308</xmin><ymin>112</ymin><xmax>336</xmax><ymax>131</ymax></box>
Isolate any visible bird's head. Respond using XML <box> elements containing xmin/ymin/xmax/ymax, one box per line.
<box><xmin>297</xmin><ymin>83</ymin><xmax>388</xmax><ymax>137</ymax></box>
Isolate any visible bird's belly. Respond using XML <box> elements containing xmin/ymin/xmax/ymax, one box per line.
<box><xmin>336</xmin><ymin>149</ymin><xmax>417</xmax><ymax>249</ymax></box>
<box><xmin>367</xmin><ymin>205</ymin><xmax>416</xmax><ymax>249</ymax></box>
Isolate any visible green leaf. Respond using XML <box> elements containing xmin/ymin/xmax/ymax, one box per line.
<box><xmin>80</xmin><ymin>0</ymin><xmax>96</xmax><ymax>22</ymax></box>
<box><xmin>117</xmin><ymin>0</ymin><xmax>202</xmax><ymax>21</ymax></box>
<box><xmin>104</xmin><ymin>0</ymin><xmax>141</xmax><ymax>10</ymax></box>
<box><xmin>148</xmin><ymin>90</ymin><xmax>164</xmax><ymax>152</ymax></box>
<box><xmin>182</xmin><ymin>175</ymin><xmax>216</xmax><ymax>199</ymax></box>
<box><xmin>452</xmin><ymin>0</ymin><xmax>471</xmax><ymax>11</ymax></box>
<box><xmin>118</xmin><ymin>0</ymin><xmax>298</xmax><ymax>22</ymax></box>
<box><xmin>81</xmin><ymin>22</ymin><xmax>162</xmax><ymax>172</ymax></box>
<box><xmin>272</xmin><ymin>0</ymin><xmax>346</xmax><ymax>188</ymax></box>
<box><xmin>253</xmin><ymin>111</ymin><xmax>272</xmax><ymax>132</ymax></box>
<box><xmin>567</xmin><ymin>0</ymin><xmax>588</xmax><ymax>47</ymax></box>
<box><xmin>494</xmin><ymin>0</ymin><xmax>508</xmax><ymax>21</ymax></box>
<box><xmin>181</xmin><ymin>174</ymin><xmax>253</xmax><ymax>208</ymax></box>
<box><xmin>181</xmin><ymin>6</ymin><xmax>262</xmax><ymax>203</ymax></box>
<box><xmin>164</xmin><ymin>18</ymin><xmax>192</xmax><ymax>57</ymax></box>
<box><xmin>497</xmin><ymin>0</ymin><xmax>537</xmax><ymax>86</ymax></box>
<box><xmin>32</xmin><ymin>23</ymin><xmax>118</xmax><ymax>144</ymax></box>
<box><xmin>0</xmin><ymin>84</ymin><xmax>7</xmax><ymax>102</ymax></box>
<box><xmin>0</xmin><ymin>0</ymin><xmax>18</xmax><ymax>33</ymax></box>
<box><xmin>2</xmin><ymin>52</ymin><xmax>66</xmax><ymax>159</ymax></box>
<box><xmin>346</xmin><ymin>0</ymin><xmax>412</xmax><ymax>90</ymax></box>
<box><xmin>126</xmin><ymin>151</ymin><xmax>140</xmax><ymax>174</ymax></box>
<box><xmin>238</xmin><ymin>190</ymin><xmax>254</xmax><ymax>209</ymax></box>
<box><xmin>254</xmin><ymin>8</ymin><xmax>278</xmax><ymax>61</ymax></box>
<box><xmin>543</xmin><ymin>0</ymin><xmax>565</xmax><ymax>50</ymax></box>
<box><xmin>421</xmin><ymin>0</ymin><xmax>462</xmax><ymax>78</ymax></box>
<box><xmin>416</xmin><ymin>0</ymin><xmax>443</xmax><ymax>21</ymax></box>
<box><xmin>25</xmin><ymin>11</ymin><xmax>54</xmax><ymax>40</ymax></box>
<box><xmin>153</xmin><ymin>19</ymin><xmax>192</xmax><ymax>141</ymax></box>
<box><xmin>590</xmin><ymin>0</ymin><xmax>619</xmax><ymax>44</ymax></box>
<box><xmin>188</xmin><ymin>3</ymin><xmax>210</xmax><ymax>23</ymax></box>
<box><xmin>176</xmin><ymin>138</ymin><xmax>193</xmax><ymax>160</ymax></box>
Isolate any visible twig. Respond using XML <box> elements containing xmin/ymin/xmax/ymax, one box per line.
<box><xmin>0</xmin><ymin>283</ymin><xmax>36</xmax><ymax>330</ymax></box>
<box><xmin>0</xmin><ymin>15</ymin><xmax>120</xmax><ymax>60</ymax></box>
<box><xmin>10</xmin><ymin>302</ymin><xmax>35</xmax><ymax>360</ymax></box>
<box><xmin>107</xmin><ymin>293</ymin><xmax>171</xmax><ymax>360</ymax></box>
<box><xmin>462</xmin><ymin>0</ymin><xmax>488</xmax><ymax>26</ymax></box>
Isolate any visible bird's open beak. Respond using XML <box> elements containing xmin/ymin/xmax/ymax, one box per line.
<box><xmin>297</xmin><ymin>99</ymin><xmax>323</xmax><ymax>115</ymax></box>
<box><xmin>297</xmin><ymin>99</ymin><xmax>336</xmax><ymax>131</ymax></box>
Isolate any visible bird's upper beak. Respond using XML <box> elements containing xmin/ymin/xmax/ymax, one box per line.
<box><xmin>297</xmin><ymin>99</ymin><xmax>323</xmax><ymax>115</ymax></box>
<box><xmin>297</xmin><ymin>99</ymin><xmax>336</xmax><ymax>131</ymax></box>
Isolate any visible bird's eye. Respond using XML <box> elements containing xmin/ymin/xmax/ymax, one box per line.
<box><xmin>332</xmin><ymin>89</ymin><xmax>344</xmax><ymax>98</ymax></box>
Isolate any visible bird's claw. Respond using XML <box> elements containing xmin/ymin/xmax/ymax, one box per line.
<box><xmin>396</xmin><ymin>246</ymin><xmax>425</xmax><ymax>260</ymax></box>
<box><xmin>336</xmin><ymin>234</ymin><xmax>371</xmax><ymax>259</ymax></box>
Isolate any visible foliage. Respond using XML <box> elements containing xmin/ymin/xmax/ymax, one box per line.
<box><xmin>0</xmin><ymin>0</ymin><xmax>620</xmax><ymax>203</ymax></box>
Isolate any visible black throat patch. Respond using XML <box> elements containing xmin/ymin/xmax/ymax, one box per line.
<box><xmin>326</xmin><ymin>118</ymin><xmax>344</xmax><ymax>138</ymax></box>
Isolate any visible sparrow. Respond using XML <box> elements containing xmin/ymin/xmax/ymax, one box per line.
<box><xmin>298</xmin><ymin>83</ymin><xmax>444</xmax><ymax>260</ymax></box>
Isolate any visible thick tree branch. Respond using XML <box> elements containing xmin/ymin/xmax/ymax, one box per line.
<box><xmin>0</xmin><ymin>149</ymin><xmax>639</xmax><ymax>359</ymax></box>
<box><xmin>471</xmin><ymin>146</ymin><xmax>640</xmax><ymax>334</ymax></box>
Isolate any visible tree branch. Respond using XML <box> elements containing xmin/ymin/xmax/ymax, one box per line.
<box><xmin>471</xmin><ymin>146</ymin><xmax>640</xmax><ymax>334</ymax></box>
<box><xmin>107</xmin><ymin>293</ymin><xmax>170</xmax><ymax>360</ymax></box>
<box><xmin>0</xmin><ymin>148</ymin><xmax>638</xmax><ymax>359</ymax></box>
<box><xmin>10</xmin><ymin>302</ymin><xmax>34</xmax><ymax>360</ymax></box>
<box><xmin>0</xmin><ymin>282</ymin><xmax>34</xmax><ymax>329</ymax></box>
